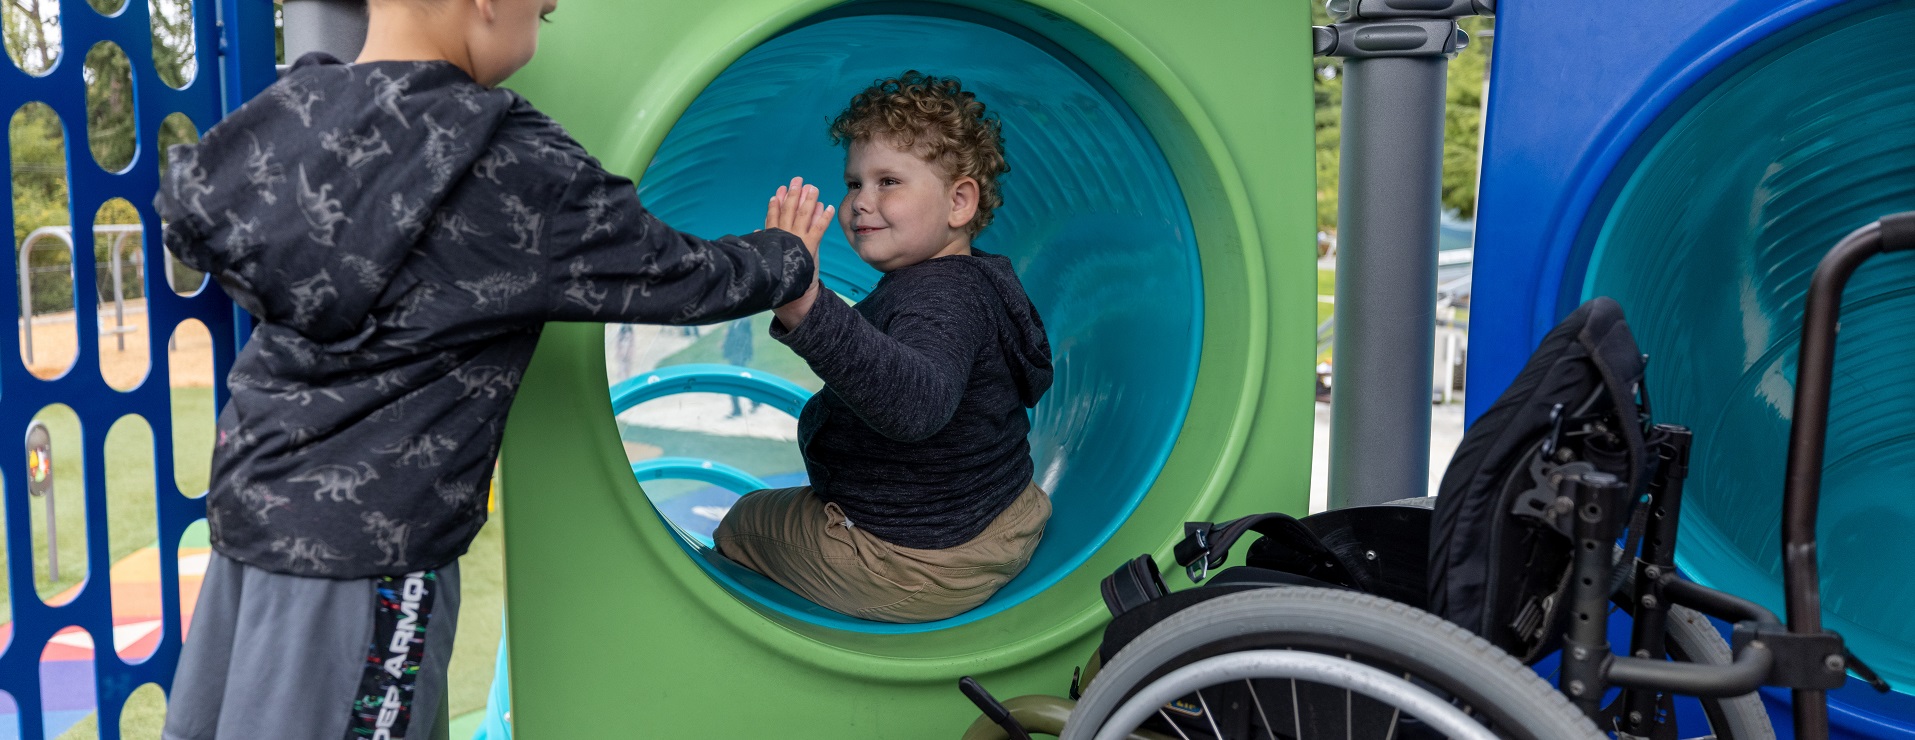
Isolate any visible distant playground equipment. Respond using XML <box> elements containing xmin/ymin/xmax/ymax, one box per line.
<box><xmin>1313</xmin><ymin>215</ymin><xmax>1472</xmax><ymax>403</ymax></box>
<box><xmin>494</xmin><ymin>0</ymin><xmax>1314</xmax><ymax>736</ymax></box>
<box><xmin>15</xmin><ymin>224</ymin><xmax>159</xmax><ymax>363</ymax></box>
<box><xmin>1470</xmin><ymin>0</ymin><xmax>1915</xmax><ymax>733</ymax></box>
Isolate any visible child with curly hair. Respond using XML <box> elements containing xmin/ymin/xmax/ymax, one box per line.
<box><xmin>715</xmin><ymin>71</ymin><xmax>1054</xmax><ymax>623</ymax></box>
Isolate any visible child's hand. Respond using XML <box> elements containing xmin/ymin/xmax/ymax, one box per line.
<box><xmin>767</xmin><ymin>177</ymin><xmax>831</xmax><ymax>329</ymax></box>
<box><xmin>766</xmin><ymin>177</ymin><xmax>833</xmax><ymax>276</ymax></box>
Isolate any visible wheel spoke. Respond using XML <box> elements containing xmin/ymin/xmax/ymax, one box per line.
<box><xmin>1245</xmin><ymin>679</ymin><xmax>1277</xmax><ymax>740</ymax></box>
<box><xmin>1158</xmin><ymin>708</ymin><xmax>1195</xmax><ymax>740</ymax></box>
<box><xmin>1384</xmin><ymin>670</ymin><xmax>1409</xmax><ymax>740</ymax></box>
<box><xmin>1196</xmin><ymin>689</ymin><xmax>1224</xmax><ymax>739</ymax></box>
<box><xmin>1290</xmin><ymin>678</ymin><xmax>1303</xmax><ymax>740</ymax></box>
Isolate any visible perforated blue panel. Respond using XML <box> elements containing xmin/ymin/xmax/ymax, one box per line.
<box><xmin>1</xmin><ymin>1</ymin><xmax>272</xmax><ymax>736</ymax></box>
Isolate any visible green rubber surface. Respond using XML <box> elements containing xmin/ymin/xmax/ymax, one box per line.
<box><xmin>498</xmin><ymin>0</ymin><xmax>1316</xmax><ymax>735</ymax></box>
<box><xmin>1585</xmin><ymin>1</ymin><xmax>1915</xmax><ymax>693</ymax></box>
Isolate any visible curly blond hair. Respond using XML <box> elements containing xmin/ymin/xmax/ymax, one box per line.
<box><xmin>829</xmin><ymin>71</ymin><xmax>1010</xmax><ymax>236</ymax></box>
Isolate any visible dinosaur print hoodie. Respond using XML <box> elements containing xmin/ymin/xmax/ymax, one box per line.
<box><xmin>156</xmin><ymin>54</ymin><xmax>813</xmax><ymax>578</ymax></box>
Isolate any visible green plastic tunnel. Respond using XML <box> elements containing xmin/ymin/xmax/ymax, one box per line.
<box><xmin>1582</xmin><ymin>4</ymin><xmax>1915</xmax><ymax>696</ymax></box>
<box><xmin>496</xmin><ymin>0</ymin><xmax>1315</xmax><ymax>736</ymax></box>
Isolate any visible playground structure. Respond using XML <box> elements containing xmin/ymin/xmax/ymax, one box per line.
<box><xmin>496</xmin><ymin>1</ymin><xmax>1315</xmax><ymax>735</ymax></box>
<box><xmin>0</xmin><ymin>0</ymin><xmax>1910</xmax><ymax>738</ymax></box>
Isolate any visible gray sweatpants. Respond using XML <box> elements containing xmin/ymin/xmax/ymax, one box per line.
<box><xmin>162</xmin><ymin>553</ymin><xmax>459</xmax><ymax>740</ymax></box>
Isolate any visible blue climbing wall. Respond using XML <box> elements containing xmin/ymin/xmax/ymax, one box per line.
<box><xmin>1</xmin><ymin>1</ymin><xmax>272</xmax><ymax>737</ymax></box>
<box><xmin>1470</xmin><ymin>0</ymin><xmax>1915</xmax><ymax>735</ymax></box>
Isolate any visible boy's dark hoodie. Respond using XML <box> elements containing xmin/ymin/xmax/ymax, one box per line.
<box><xmin>773</xmin><ymin>251</ymin><xmax>1053</xmax><ymax>549</ymax></box>
<box><xmin>157</xmin><ymin>54</ymin><xmax>812</xmax><ymax>578</ymax></box>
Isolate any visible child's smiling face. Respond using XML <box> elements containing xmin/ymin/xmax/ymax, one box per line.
<box><xmin>839</xmin><ymin>135</ymin><xmax>978</xmax><ymax>272</ymax></box>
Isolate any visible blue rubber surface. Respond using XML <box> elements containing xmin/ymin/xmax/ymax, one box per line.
<box><xmin>1470</xmin><ymin>0</ymin><xmax>1915</xmax><ymax>731</ymax></box>
<box><xmin>623</xmin><ymin>11</ymin><xmax>1203</xmax><ymax>633</ymax></box>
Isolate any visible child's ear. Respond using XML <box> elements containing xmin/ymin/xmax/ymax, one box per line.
<box><xmin>473</xmin><ymin>0</ymin><xmax>497</xmax><ymax>23</ymax></box>
<box><xmin>949</xmin><ymin>176</ymin><xmax>980</xmax><ymax>230</ymax></box>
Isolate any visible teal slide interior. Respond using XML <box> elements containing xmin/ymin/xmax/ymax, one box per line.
<box><xmin>620</xmin><ymin>10</ymin><xmax>1204</xmax><ymax>632</ymax></box>
<box><xmin>1584</xmin><ymin>2</ymin><xmax>1915</xmax><ymax>690</ymax></box>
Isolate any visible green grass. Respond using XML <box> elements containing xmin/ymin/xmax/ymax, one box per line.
<box><xmin>656</xmin><ymin>320</ymin><xmax>824</xmax><ymax>392</ymax></box>
<box><xmin>1317</xmin><ymin>268</ymin><xmax>1336</xmax><ymax>326</ymax></box>
<box><xmin>55</xmin><ymin>682</ymin><xmax>166</xmax><ymax>740</ymax></box>
<box><xmin>446</xmin><ymin>512</ymin><xmax>506</xmax><ymax>722</ymax></box>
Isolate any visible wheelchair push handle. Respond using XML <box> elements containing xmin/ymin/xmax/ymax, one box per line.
<box><xmin>1771</xmin><ymin>211</ymin><xmax>1910</xmax><ymax>739</ymax></box>
<box><xmin>1783</xmin><ymin>211</ymin><xmax>1915</xmax><ymax>637</ymax></box>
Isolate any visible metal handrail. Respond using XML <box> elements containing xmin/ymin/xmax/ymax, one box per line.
<box><xmin>17</xmin><ymin>224</ymin><xmax>147</xmax><ymax>363</ymax></box>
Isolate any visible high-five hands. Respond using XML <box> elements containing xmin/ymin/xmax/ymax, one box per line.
<box><xmin>767</xmin><ymin>177</ymin><xmax>832</xmax><ymax>329</ymax></box>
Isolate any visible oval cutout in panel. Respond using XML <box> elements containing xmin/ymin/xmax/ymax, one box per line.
<box><xmin>40</xmin><ymin>628</ymin><xmax>98</xmax><ymax>738</ymax></box>
<box><xmin>12</xmin><ymin>101</ymin><xmax>79</xmax><ymax>380</ymax></box>
<box><xmin>156</xmin><ymin>112</ymin><xmax>208</xmax><ymax>296</ymax></box>
<box><xmin>120</xmin><ymin>682</ymin><xmax>168</xmax><ymax>738</ymax></box>
<box><xmin>152</xmin><ymin>0</ymin><xmax>197</xmax><ymax>89</ymax></box>
<box><xmin>105</xmin><ymin>414</ymin><xmax>162</xmax><ymax>662</ymax></box>
<box><xmin>27</xmin><ymin>404</ymin><xmax>89</xmax><ymax>604</ymax></box>
<box><xmin>94</xmin><ymin>197</ymin><xmax>149</xmax><ymax>390</ymax></box>
<box><xmin>84</xmin><ymin>40</ymin><xmax>137</xmax><ymax>173</ymax></box>
<box><xmin>168</xmin><ymin>318</ymin><xmax>216</xmax><ymax>497</ymax></box>
<box><xmin>2</xmin><ymin>0</ymin><xmax>61</xmax><ymax>75</ymax></box>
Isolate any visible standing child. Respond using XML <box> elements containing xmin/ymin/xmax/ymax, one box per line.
<box><xmin>715</xmin><ymin>71</ymin><xmax>1053</xmax><ymax>624</ymax></box>
<box><xmin>154</xmin><ymin>0</ymin><xmax>832</xmax><ymax>738</ymax></box>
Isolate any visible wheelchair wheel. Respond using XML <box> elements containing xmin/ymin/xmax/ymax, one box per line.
<box><xmin>1063</xmin><ymin>587</ymin><xmax>1604</xmax><ymax>740</ymax></box>
<box><xmin>1639</xmin><ymin>604</ymin><xmax>1775</xmax><ymax>740</ymax></box>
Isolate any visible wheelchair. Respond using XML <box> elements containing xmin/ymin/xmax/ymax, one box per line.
<box><xmin>960</xmin><ymin>214</ymin><xmax>1913</xmax><ymax>740</ymax></box>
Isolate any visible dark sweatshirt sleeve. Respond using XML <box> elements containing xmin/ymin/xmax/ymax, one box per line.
<box><xmin>772</xmin><ymin>284</ymin><xmax>991</xmax><ymax>442</ymax></box>
<box><xmin>541</xmin><ymin>162</ymin><xmax>814</xmax><ymax>325</ymax></box>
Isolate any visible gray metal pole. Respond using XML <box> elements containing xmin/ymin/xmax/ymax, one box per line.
<box><xmin>282</xmin><ymin>0</ymin><xmax>369</xmax><ymax>62</ymax></box>
<box><xmin>1328</xmin><ymin>54</ymin><xmax>1446</xmax><ymax>508</ymax></box>
<box><xmin>111</xmin><ymin>230</ymin><xmax>128</xmax><ymax>351</ymax></box>
<box><xmin>1314</xmin><ymin>1</ymin><xmax>1488</xmax><ymax>509</ymax></box>
<box><xmin>19</xmin><ymin>240</ymin><xmax>33</xmax><ymax>365</ymax></box>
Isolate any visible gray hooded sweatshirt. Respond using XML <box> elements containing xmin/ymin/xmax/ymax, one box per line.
<box><xmin>157</xmin><ymin>54</ymin><xmax>812</xmax><ymax>578</ymax></box>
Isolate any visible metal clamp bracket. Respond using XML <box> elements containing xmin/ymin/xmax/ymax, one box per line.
<box><xmin>1327</xmin><ymin>0</ymin><xmax>1493</xmax><ymax>22</ymax></box>
<box><xmin>1314</xmin><ymin>19</ymin><xmax>1468</xmax><ymax>59</ymax></box>
<box><xmin>1731</xmin><ymin>623</ymin><xmax>1886</xmax><ymax>692</ymax></box>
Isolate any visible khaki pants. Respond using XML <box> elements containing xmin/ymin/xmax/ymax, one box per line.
<box><xmin>714</xmin><ymin>483</ymin><xmax>1050</xmax><ymax>623</ymax></box>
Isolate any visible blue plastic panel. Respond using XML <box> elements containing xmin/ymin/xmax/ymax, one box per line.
<box><xmin>0</xmin><ymin>1</ymin><xmax>272</xmax><ymax>737</ymax></box>
<box><xmin>1471</xmin><ymin>0</ymin><xmax>1915</xmax><ymax>731</ymax></box>
<box><xmin>1469</xmin><ymin>0</ymin><xmax>1908</xmax><ymax>420</ymax></box>
<box><xmin>1585</xmin><ymin>0</ymin><xmax>1915</xmax><ymax>704</ymax></box>
<box><xmin>621</xmin><ymin>10</ymin><xmax>1203</xmax><ymax>633</ymax></box>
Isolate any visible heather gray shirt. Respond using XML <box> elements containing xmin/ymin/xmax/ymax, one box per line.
<box><xmin>157</xmin><ymin>54</ymin><xmax>812</xmax><ymax>578</ymax></box>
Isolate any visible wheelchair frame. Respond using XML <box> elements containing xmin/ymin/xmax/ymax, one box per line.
<box><xmin>1552</xmin><ymin>215</ymin><xmax>1909</xmax><ymax>740</ymax></box>
<box><xmin>961</xmin><ymin>217</ymin><xmax>1913</xmax><ymax>740</ymax></box>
